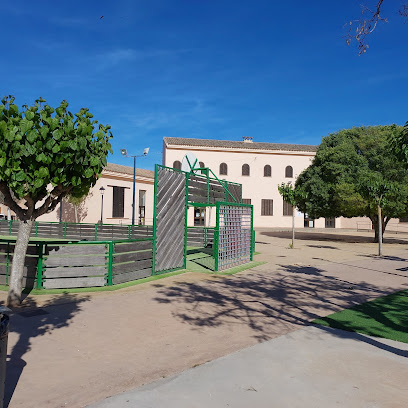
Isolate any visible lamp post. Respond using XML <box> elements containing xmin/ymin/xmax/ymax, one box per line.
<box><xmin>121</xmin><ymin>147</ymin><xmax>149</xmax><ymax>226</ymax></box>
<box><xmin>99</xmin><ymin>186</ymin><xmax>105</xmax><ymax>223</ymax></box>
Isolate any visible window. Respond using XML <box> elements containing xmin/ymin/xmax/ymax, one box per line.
<box><xmin>173</xmin><ymin>160</ymin><xmax>181</xmax><ymax>170</ymax></box>
<box><xmin>285</xmin><ymin>166</ymin><xmax>293</xmax><ymax>178</ymax></box>
<box><xmin>283</xmin><ymin>199</ymin><xmax>293</xmax><ymax>216</ymax></box>
<box><xmin>194</xmin><ymin>207</ymin><xmax>205</xmax><ymax>226</ymax></box>
<box><xmin>261</xmin><ymin>199</ymin><xmax>273</xmax><ymax>216</ymax></box>
<box><xmin>242</xmin><ymin>199</ymin><xmax>252</xmax><ymax>205</ymax></box>
<box><xmin>304</xmin><ymin>213</ymin><xmax>314</xmax><ymax>228</ymax></box>
<box><xmin>264</xmin><ymin>165</ymin><xmax>272</xmax><ymax>177</ymax></box>
<box><xmin>242</xmin><ymin>164</ymin><xmax>250</xmax><ymax>176</ymax></box>
<box><xmin>199</xmin><ymin>161</ymin><xmax>205</xmax><ymax>168</ymax></box>
<box><xmin>220</xmin><ymin>162</ymin><xmax>228</xmax><ymax>175</ymax></box>
<box><xmin>112</xmin><ymin>186</ymin><xmax>125</xmax><ymax>218</ymax></box>
<box><xmin>139</xmin><ymin>190</ymin><xmax>146</xmax><ymax>225</ymax></box>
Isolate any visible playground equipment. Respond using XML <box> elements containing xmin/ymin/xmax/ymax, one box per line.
<box><xmin>0</xmin><ymin>161</ymin><xmax>254</xmax><ymax>290</ymax></box>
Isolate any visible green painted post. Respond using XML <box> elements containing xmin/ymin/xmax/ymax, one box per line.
<box><xmin>250</xmin><ymin>206</ymin><xmax>254</xmax><ymax>261</ymax></box>
<box><xmin>35</xmin><ymin>222</ymin><xmax>39</xmax><ymax>237</ymax></box>
<box><xmin>36</xmin><ymin>243</ymin><xmax>44</xmax><ymax>289</ymax></box>
<box><xmin>152</xmin><ymin>164</ymin><xmax>159</xmax><ymax>275</ymax></box>
<box><xmin>107</xmin><ymin>242</ymin><xmax>113</xmax><ymax>286</ymax></box>
<box><xmin>8</xmin><ymin>220</ymin><xmax>12</xmax><ymax>236</ymax></box>
<box><xmin>5</xmin><ymin>242</ymin><xmax>10</xmax><ymax>285</ymax></box>
<box><xmin>94</xmin><ymin>224</ymin><xmax>98</xmax><ymax>241</ymax></box>
<box><xmin>183</xmin><ymin>172</ymin><xmax>189</xmax><ymax>269</ymax></box>
<box><xmin>214</xmin><ymin>202</ymin><xmax>220</xmax><ymax>271</ymax></box>
<box><xmin>64</xmin><ymin>222</ymin><xmax>67</xmax><ymax>238</ymax></box>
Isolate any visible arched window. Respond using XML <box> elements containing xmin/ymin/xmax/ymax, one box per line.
<box><xmin>285</xmin><ymin>165</ymin><xmax>293</xmax><ymax>178</ymax></box>
<box><xmin>199</xmin><ymin>161</ymin><xmax>205</xmax><ymax>168</ymax></box>
<box><xmin>220</xmin><ymin>162</ymin><xmax>228</xmax><ymax>175</ymax></box>
<box><xmin>264</xmin><ymin>165</ymin><xmax>271</xmax><ymax>177</ymax></box>
<box><xmin>242</xmin><ymin>164</ymin><xmax>250</xmax><ymax>176</ymax></box>
<box><xmin>173</xmin><ymin>160</ymin><xmax>181</xmax><ymax>170</ymax></box>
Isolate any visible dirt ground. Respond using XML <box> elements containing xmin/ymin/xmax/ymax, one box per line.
<box><xmin>2</xmin><ymin>228</ymin><xmax>408</xmax><ymax>408</ymax></box>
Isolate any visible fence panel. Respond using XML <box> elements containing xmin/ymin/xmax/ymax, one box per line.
<box><xmin>43</xmin><ymin>243</ymin><xmax>107</xmax><ymax>288</ymax></box>
<box><xmin>112</xmin><ymin>240</ymin><xmax>153</xmax><ymax>284</ymax></box>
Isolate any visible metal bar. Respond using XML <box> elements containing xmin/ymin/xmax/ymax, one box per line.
<box><xmin>107</xmin><ymin>242</ymin><xmax>113</xmax><ymax>286</ymax></box>
<box><xmin>35</xmin><ymin>222</ymin><xmax>38</xmax><ymax>237</ymax></box>
<box><xmin>36</xmin><ymin>243</ymin><xmax>44</xmax><ymax>289</ymax></box>
<box><xmin>184</xmin><ymin>172</ymin><xmax>189</xmax><ymax>269</ymax></box>
<box><xmin>152</xmin><ymin>164</ymin><xmax>159</xmax><ymax>275</ymax></box>
<box><xmin>214</xmin><ymin>202</ymin><xmax>220</xmax><ymax>271</ymax></box>
<box><xmin>94</xmin><ymin>224</ymin><xmax>98</xmax><ymax>241</ymax></box>
<box><xmin>250</xmin><ymin>206</ymin><xmax>254</xmax><ymax>261</ymax></box>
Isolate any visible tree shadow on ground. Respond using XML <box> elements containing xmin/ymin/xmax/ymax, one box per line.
<box><xmin>153</xmin><ymin>265</ymin><xmax>408</xmax><ymax>356</ymax></box>
<box><xmin>0</xmin><ymin>293</ymin><xmax>90</xmax><ymax>407</ymax></box>
<box><xmin>261</xmin><ymin>230</ymin><xmax>408</xmax><ymax>244</ymax></box>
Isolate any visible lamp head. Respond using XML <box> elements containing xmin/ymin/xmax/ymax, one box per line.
<box><xmin>120</xmin><ymin>149</ymin><xmax>128</xmax><ymax>156</ymax></box>
<box><xmin>99</xmin><ymin>186</ymin><xmax>105</xmax><ymax>195</ymax></box>
<box><xmin>143</xmin><ymin>147</ymin><xmax>150</xmax><ymax>156</ymax></box>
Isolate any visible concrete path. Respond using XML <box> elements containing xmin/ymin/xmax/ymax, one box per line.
<box><xmin>88</xmin><ymin>325</ymin><xmax>408</xmax><ymax>408</ymax></box>
<box><xmin>2</xmin><ymin>229</ymin><xmax>408</xmax><ymax>407</ymax></box>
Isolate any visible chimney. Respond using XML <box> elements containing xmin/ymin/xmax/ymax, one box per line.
<box><xmin>242</xmin><ymin>136</ymin><xmax>253</xmax><ymax>143</ymax></box>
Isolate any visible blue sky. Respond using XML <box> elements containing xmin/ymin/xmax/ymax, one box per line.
<box><xmin>1</xmin><ymin>0</ymin><xmax>407</xmax><ymax>170</ymax></box>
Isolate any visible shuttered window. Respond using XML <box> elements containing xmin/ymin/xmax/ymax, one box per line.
<box><xmin>199</xmin><ymin>161</ymin><xmax>205</xmax><ymax>168</ymax></box>
<box><xmin>220</xmin><ymin>162</ymin><xmax>228</xmax><ymax>175</ymax></box>
<box><xmin>242</xmin><ymin>198</ymin><xmax>251</xmax><ymax>205</ymax></box>
<box><xmin>112</xmin><ymin>186</ymin><xmax>125</xmax><ymax>218</ymax></box>
<box><xmin>261</xmin><ymin>199</ymin><xmax>273</xmax><ymax>216</ymax></box>
<box><xmin>173</xmin><ymin>160</ymin><xmax>181</xmax><ymax>170</ymax></box>
<box><xmin>242</xmin><ymin>164</ymin><xmax>250</xmax><ymax>176</ymax></box>
<box><xmin>264</xmin><ymin>165</ymin><xmax>271</xmax><ymax>177</ymax></box>
<box><xmin>283</xmin><ymin>199</ymin><xmax>293</xmax><ymax>216</ymax></box>
<box><xmin>285</xmin><ymin>166</ymin><xmax>293</xmax><ymax>178</ymax></box>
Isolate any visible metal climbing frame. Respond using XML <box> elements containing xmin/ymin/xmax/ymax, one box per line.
<box><xmin>152</xmin><ymin>164</ymin><xmax>253</xmax><ymax>274</ymax></box>
<box><xmin>214</xmin><ymin>202</ymin><xmax>253</xmax><ymax>271</ymax></box>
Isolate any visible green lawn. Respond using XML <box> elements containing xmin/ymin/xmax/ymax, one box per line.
<box><xmin>313</xmin><ymin>289</ymin><xmax>408</xmax><ymax>343</ymax></box>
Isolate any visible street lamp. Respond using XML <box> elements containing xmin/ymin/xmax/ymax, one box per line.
<box><xmin>121</xmin><ymin>147</ymin><xmax>149</xmax><ymax>225</ymax></box>
<box><xmin>99</xmin><ymin>186</ymin><xmax>105</xmax><ymax>223</ymax></box>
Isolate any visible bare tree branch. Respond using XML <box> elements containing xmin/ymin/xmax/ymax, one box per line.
<box><xmin>346</xmin><ymin>1</ymin><xmax>408</xmax><ymax>55</ymax></box>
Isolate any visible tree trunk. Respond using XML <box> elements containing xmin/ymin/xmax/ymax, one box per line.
<box><xmin>7</xmin><ymin>219</ymin><xmax>33</xmax><ymax>307</ymax></box>
<box><xmin>372</xmin><ymin>214</ymin><xmax>387</xmax><ymax>243</ymax></box>
<box><xmin>291</xmin><ymin>206</ymin><xmax>295</xmax><ymax>248</ymax></box>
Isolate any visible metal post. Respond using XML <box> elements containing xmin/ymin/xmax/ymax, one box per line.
<box><xmin>0</xmin><ymin>306</ymin><xmax>11</xmax><ymax>408</ymax></box>
<box><xmin>107</xmin><ymin>242</ymin><xmax>114</xmax><ymax>286</ymax></box>
<box><xmin>100</xmin><ymin>194</ymin><xmax>104</xmax><ymax>223</ymax></box>
<box><xmin>36</xmin><ymin>243</ymin><xmax>44</xmax><ymax>289</ymax></box>
<box><xmin>132</xmin><ymin>155</ymin><xmax>136</xmax><ymax>226</ymax></box>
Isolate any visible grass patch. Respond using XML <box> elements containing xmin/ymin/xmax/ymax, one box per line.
<box><xmin>313</xmin><ymin>289</ymin><xmax>408</xmax><ymax>343</ymax></box>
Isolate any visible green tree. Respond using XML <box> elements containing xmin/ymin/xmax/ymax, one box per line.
<box><xmin>278</xmin><ymin>182</ymin><xmax>297</xmax><ymax>248</ymax></box>
<box><xmin>0</xmin><ymin>96</ymin><xmax>112</xmax><ymax>306</ymax></box>
<box><xmin>295</xmin><ymin>125</ymin><xmax>408</xmax><ymax>243</ymax></box>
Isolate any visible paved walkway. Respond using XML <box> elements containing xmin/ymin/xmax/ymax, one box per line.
<box><xmin>2</xmin><ymin>229</ymin><xmax>408</xmax><ymax>407</ymax></box>
<box><xmin>88</xmin><ymin>325</ymin><xmax>408</xmax><ymax>408</ymax></box>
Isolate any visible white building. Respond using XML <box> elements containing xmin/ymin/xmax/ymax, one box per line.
<box><xmin>163</xmin><ymin>136</ymin><xmax>373</xmax><ymax>229</ymax></box>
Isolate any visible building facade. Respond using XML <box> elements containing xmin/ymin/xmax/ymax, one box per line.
<box><xmin>38</xmin><ymin>163</ymin><xmax>155</xmax><ymax>225</ymax></box>
<box><xmin>163</xmin><ymin>136</ymin><xmax>383</xmax><ymax>230</ymax></box>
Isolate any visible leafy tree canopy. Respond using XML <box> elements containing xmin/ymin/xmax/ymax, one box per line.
<box><xmin>0</xmin><ymin>96</ymin><xmax>112</xmax><ymax>220</ymax></box>
<box><xmin>295</xmin><ymin>125</ymin><xmax>408</xmax><ymax>231</ymax></box>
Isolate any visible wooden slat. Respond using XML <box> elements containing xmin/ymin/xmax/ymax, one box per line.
<box><xmin>113</xmin><ymin>258</ymin><xmax>152</xmax><ymax>274</ymax></box>
<box><xmin>44</xmin><ymin>255</ymin><xmax>106</xmax><ymax>267</ymax></box>
<box><xmin>44</xmin><ymin>276</ymin><xmax>105</xmax><ymax>289</ymax></box>
<box><xmin>114</xmin><ymin>241</ymin><xmax>152</xmax><ymax>253</ymax></box>
<box><xmin>46</xmin><ymin>244</ymin><xmax>106</xmax><ymax>256</ymax></box>
<box><xmin>113</xmin><ymin>268</ymin><xmax>152</xmax><ymax>284</ymax></box>
<box><xmin>44</xmin><ymin>266</ymin><xmax>106</xmax><ymax>278</ymax></box>
<box><xmin>113</xmin><ymin>250</ymin><xmax>152</xmax><ymax>263</ymax></box>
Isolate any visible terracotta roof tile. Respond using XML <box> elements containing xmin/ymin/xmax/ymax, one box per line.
<box><xmin>104</xmin><ymin>163</ymin><xmax>154</xmax><ymax>179</ymax></box>
<box><xmin>164</xmin><ymin>137</ymin><xmax>318</xmax><ymax>152</ymax></box>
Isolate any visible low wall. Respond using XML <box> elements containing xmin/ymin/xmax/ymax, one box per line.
<box><xmin>0</xmin><ymin>238</ymin><xmax>154</xmax><ymax>289</ymax></box>
<box><xmin>187</xmin><ymin>227</ymin><xmax>214</xmax><ymax>247</ymax></box>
